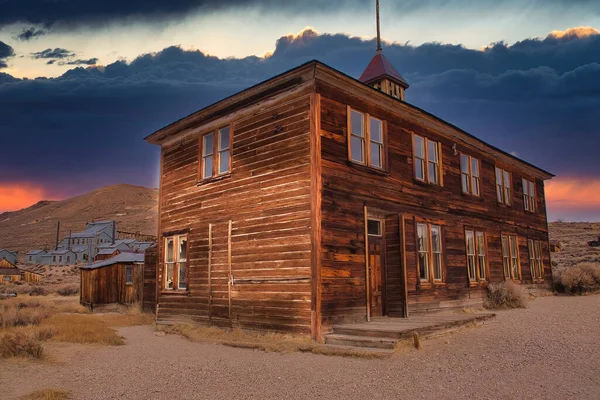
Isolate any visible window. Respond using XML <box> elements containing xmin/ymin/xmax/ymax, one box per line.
<box><xmin>496</xmin><ymin>167</ymin><xmax>512</xmax><ymax>205</ymax></box>
<box><xmin>528</xmin><ymin>239</ymin><xmax>543</xmax><ymax>279</ymax></box>
<box><xmin>67</xmin><ymin>256</ymin><xmax>70</xmax><ymax>263</ymax></box>
<box><xmin>413</xmin><ymin>135</ymin><xmax>442</xmax><ymax>185</ymax></box>
<box><xmin>367</xmin><ymin>219</ymin><xmax>382</xmax><ymax>236</ymax></box>
<box><xmin>465</xmin><ymin>230</ymin><xmax>487</xmax><ymax>282</ymax></box>
<box><xmin>348</xmin><ymin>108</ymin><xmax>385</xmax><ymax>169</ymax></box>
<box><xmin>200</xmin><ymin>126</ymin><xmax>232</xmax><ymax>180</ymax></box>
<box><xmin>125</xmin><ymin>265</ymin><xmax>133</xmax><ymax>284</ymax></box>
<box><xmin>460</xmin><ymin>154</ymin><xmax>481</xmax><ymax>196</ymax></box>
<box><xmin>417</xmin><ymin>222</ymin><xmax>444</xmax><ymax>283</ymax></box>
<box><xmin>501</xmin><ymin>234</ymin><xmax>520</xmax><ymax>280</ymax></box>
<box><xmin>164</xmin><ymin>234</ymin><xmax>188</xmax><ymax>290</ymax></box>
<box><xmin>523</xmin><ymin>179</ymin><xmax>536</xmax><ymax>212</ymax></box>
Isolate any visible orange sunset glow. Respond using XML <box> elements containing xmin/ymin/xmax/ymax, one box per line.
<box><xmin>0</xmin><ymin>183</ymin><xmax>49</xmax><ymax>212</ymax></box>
<box><xmin>545</xmin><ymin>178</ymin><xmax>600</xmax><ymax>220</ymax></box>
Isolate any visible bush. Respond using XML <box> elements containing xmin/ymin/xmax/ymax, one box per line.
<box><xmin>56</xmin><ymin>285</ymin><xmax>79</xmax><ymax>296</ymax></box>
<box><xmin>29</xmin><ymin>286</ymin><xmax>48</xmax><ymax>296</ymax></box>
<box><xmin>485</xmin><ymin>281</ymin><xmax>528</xmax><ymax>309</ymax></box>
<box><xmin>554</xmin><ymin>263</ymin><xmax>600</xmax><ymax>293</ymax></box>
<box><xmin>0</xmin><ymin>331</ymin><xmax>44</xmax><ymax>359</ymax></box>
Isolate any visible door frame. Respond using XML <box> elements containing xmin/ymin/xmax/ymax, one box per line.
<box><xmin>367</xmin><ymin>220</ymin><xmax>387</xmax><ymax>317</ymax></box>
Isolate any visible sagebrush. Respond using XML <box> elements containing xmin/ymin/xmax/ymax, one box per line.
<box><xmin>485</xmin><ymin>281</ymin><xmax>528</xmax><ymax>309</ymax></box>
<box><xmin>554</xmin><ymin>263</ymin><xmax>600</xmax><ymax>293</ymax></box>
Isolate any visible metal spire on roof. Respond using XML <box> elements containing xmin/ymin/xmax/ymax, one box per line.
<box><xmin>376</xmin><ymin>0</ymin><xmax>382</xmax><ymax>53</ymax></box>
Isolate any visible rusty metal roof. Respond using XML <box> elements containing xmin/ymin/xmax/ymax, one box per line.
<box><xmin>359</xmin><ymin>52</ymin><xmax>409</xmax><ymax>88</ymax></box>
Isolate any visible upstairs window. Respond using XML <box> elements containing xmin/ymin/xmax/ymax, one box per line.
<box><xmin>164</xmin><ymin>234</ymin><xmax>188</xmax><ymax>290</ymax></box>
<box><xmin>496</xmin><ymin>167</ymin><xmax>512</xmax><ymax>205</ymax></box>
<box><xmin>200</xmin><ymin>126</ymin><xmax>232</xmax><ymax>180</ymax></box>
<box><xmin>348</xmin><ymin>108</ymin><xmax>385</xmax><ymax>169</ymax></box>
<box><xmin>528</xmin><ymin>239</ymin><xmax>543</xmax><ymax>279</ymax></box>
<box><xmin>460</xmin><ymin>154</ymin><xmax>480</xmax><ymax>196</ymax></box>
<box><xmin>523</xmin><ymin>179</ymin><xmax>536</xmax><ymax>212</ymax></box>
<box><xmin>413</xmin><ymin>135</ymin><xmax>442</xmax><ymax>185</ymax></box>
<box><xmin>417</xmin><ymin>222</ymin><xmax>444</xmax><ymax>283</ymax></box>
<box><xmin>465</xmin><ymin>230</ymin><xmax>487</xmax><ymax>282</ymax></box>
<box><xmin>501</xmin><ymin>234</ymin><xmax>520</xmax><ymax>280</ymax></box>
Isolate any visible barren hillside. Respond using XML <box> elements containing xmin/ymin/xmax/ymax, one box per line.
<box><xmin>0</xmin><ymin>184</ymin><xmax>158</xmax><ymax>258</ymax></box>
<box><xmin>549</xmin><ymin>222</ymin><xmax>600</xmax><ymax>269</ymax></box>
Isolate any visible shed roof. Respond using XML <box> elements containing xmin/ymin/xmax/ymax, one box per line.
<box><xmin>0</xmin><ymin>267</ymin><xmax>20</xmax><ymax>275</ymax></box>
<box><xmin>26</xmin><ymin>250</ymin><xmax>46</xmax><ymax>255</ymax></box>
<box><xmin>80</xmin><ymin>252</ymin><xmax>144</xmax><ymax>270</ymax></box>
<box><xmin>46</xmin><ymin>249</ymin><xmax>75</xmax><ymax>256</ymax></box>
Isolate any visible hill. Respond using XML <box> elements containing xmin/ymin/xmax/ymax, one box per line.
<box><xmin>549</xmin><ymin>221</ymin><xmax>600</xmax><ymax>269</ymax></box>
<box><xmin>0</xmin><ymin>184</ymin><xmax>158</xmax><ymax>258</ymax></box>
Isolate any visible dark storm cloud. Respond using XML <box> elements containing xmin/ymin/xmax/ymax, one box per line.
<box><xmin>61</xmin><ymin>58</ymin><xmax>99</xmax><ymax>66</ymax></box>
<box><xmin>0</xmin><ymin>27</ymin><xmax>599</xmax><ymax>215</ymax></box>
<box><xmin>31</xmin><ymin>48</ymin><xmax>75</xmax><ymax>59</ymax></box>
<box><xmin>0</xmin><ymin>0</ymin><xmax>598</xmax><ymax>28</ymax></box>
<box><xmin>15</xmin><ymin>27</ymin><xmax>48</xmax><ymax>41</ymax></box>
<box><xmin>0</xmin><ymin>41</ymin><xmax>15</xmax><ymax>69</ymax></box>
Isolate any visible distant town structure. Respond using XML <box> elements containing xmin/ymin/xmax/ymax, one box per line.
<box><xmin>26</xmin><ymin>250</ymin><xmax>47</xmax><ymax>264</ymax></box>
<box><xmin>25</xmin><ymin>220</ymin><xmax>155</xmax><ymax>266</ymax></box>
<box><xmin>0</xmin><ymin>249</ymin><xmax>18</xmax><ymax>265</ymax></box>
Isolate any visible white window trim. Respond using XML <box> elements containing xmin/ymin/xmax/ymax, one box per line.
<box><xmin>413</xmin><ymin>134</ymin><xmax>442</xmax><ymax>185</ymax></box>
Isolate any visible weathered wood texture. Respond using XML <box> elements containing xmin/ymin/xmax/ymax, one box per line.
<box><xmin>21</xmin><ymin>271</ymin><xmax>42</xmax><ymax>283</ymax></box>
<box><xmin>143</xmin><ymin>246</ymin><xmax>157</xmax><ymax>312</ymax></box>
<box><xmin>80</xmin><ymin>263</ymin><xmax>143</xmax><ymax>307</ymax></box>
<box><xmin>156</xmin><ymin>87</ymin><xmax>314</xmax><ymax>333</ymax></box>
<box><xmin>316</xmin><ymin>80</ymin><xmax>552</xmax><ymax>325</ymax></box>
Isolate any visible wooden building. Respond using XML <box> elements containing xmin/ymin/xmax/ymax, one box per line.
<box><xmin>549</xmin><ymin>240</ymin><xmax>562</xmax><ymax>252</ymax></box>
<box><xmin>0</xmin><ymin>259</ymin><xmax>21</xmax><ymax>283</ymax></box>
<box><xmin>25</xmin><ymin>250</ymin><xmax>47</xmax><ymax>264</ymax></box>
<box><xmin>80</xmin><ymin>252</ymin><xmax>145</xmax><ymax>308</ymax></box>
<box><xmin>0</xmin><ymin>249</ymin><xmax>18</xmax><ymax>266</ymax></box>
<box><xmin>145</xmin><ymin>51</ymin><xmax>553</xmax><ymax>339</ymax></box>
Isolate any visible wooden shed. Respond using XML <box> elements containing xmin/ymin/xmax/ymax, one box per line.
<box><xmin>80</xmin><ymin>252</ymin><xmax>144</xmax><ymax>308</ymax></box>
<box><xmin>0</xmin><ymin>260</ymin><xmax>21</xmax><ymax>283</ymax></box>
<box><xmin>549</xmin><ymin>240</ymin><xmax>562</xmax><ymax>252</ymax></box>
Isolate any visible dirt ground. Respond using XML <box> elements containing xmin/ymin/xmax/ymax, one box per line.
<box><xmin>2</xmin><ymin>295</ymin><xmax>600</xmax><ymax>400</ymax></box>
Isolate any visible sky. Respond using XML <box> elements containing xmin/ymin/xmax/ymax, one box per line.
<box><xmin>1</xmin><ymin>0</ymin><xmax>599</xmax><ymax>221</ymax></box>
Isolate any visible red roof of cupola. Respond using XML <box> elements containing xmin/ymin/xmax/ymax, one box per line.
<box><xmin>359</xmin><ymin>51</ymin><xmax>409</xmax><ymax>89</ymax></box>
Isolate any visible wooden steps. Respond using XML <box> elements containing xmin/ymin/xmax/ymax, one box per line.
<box><xmin>324</xmin><ymin>313</ymin><xmax>495</xmax><ymax>350</ymax></box>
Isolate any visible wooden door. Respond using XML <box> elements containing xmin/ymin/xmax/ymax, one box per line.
<box><xmin>369</xmin><ymin>235</ymin><xmax>385</xmax><ymax>317</ymax></box>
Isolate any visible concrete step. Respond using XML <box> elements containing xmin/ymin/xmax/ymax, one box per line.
<box><xmin>324</xmin><ymin>334</ymin><xmax>398</xmax><ymax>349</ymax></box>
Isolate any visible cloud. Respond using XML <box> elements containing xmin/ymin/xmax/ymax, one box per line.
<box><xmin>0</xmin><ymin>183</ymin><xmax>48</xmax><ymax>213</ymax></box>
<box><xmin>0</xmin><ymin>27</ymin><xmax>599</xmax><ymax>220</ymax></box>
<box><xmin>15</xmin><ymin>26</ymin><xmax>48</xmax><ymax>41</ymax></box>
<box><xmin>546</xmin><ymin>178</ymin><xmax>600</xmax><ymax>221</ymax></box>
<box><xmin>1</xmin><ymin>0</ymin><xmax>599</xmax><ymax>29</ymax></box>
<box><xmin>31</xmin><ymin>48</ymin><xmax>75</xmax><ymax>59</ymax></box>
<box><xmin>61</xmin><ymin>58</ymin><xmax>99</xmax><ymax>66</ymax></box>
<box><xmin>0</xmin><ymin>41</ymin><xmax>15</xmax><ymax>69</ymax></box>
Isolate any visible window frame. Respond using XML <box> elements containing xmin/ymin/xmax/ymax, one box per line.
<box><xmin>528</xmin><ymin>239</ymin><xmax>544</xmax><ymax>280</ymax></box>
<box><xmin>495</xmin><ymin>167</ymin><xmax>512</xmax><ymax>205</ymax></box>
<box><xmin>460</xmin><ymin>153</ymin><xmax>481</xmax><ymax>196</ymax></box>
<box><xmin>464</xmin><ymin>228</ymin><xmax>488</xmax><ymax>284</ymax></box>
<box><xmin>198</xmin><ymin>125</ymin><xmax>233</xmax><ymax>181</ymax></box>
<box><xmin>163</xmin><ymin>234</ymin><xmax>189</xmax><ymax>291</ymax></box>
<box><xmin>125</xmin><ymin>265</ymin><xmax>133</xmax><ymax>285</ymax></box>
<box><xmin>347</xmin><ymin>107</ymin><xmax>387</xmax><ymax>171</ymax></box>
<box><xmin>501</xmin><ymin>234</ymin><xmax>521</xmax><ymax>281</ymax></box>
<box><xmin>522</xmin><ymin>178</ymin><xmax>536</xmax><ymax>213</ymax></box>
<box><xmin>412</xmin><ymin>133</ymin><xmax>443</xmax><ymax>186</ymax></box>
<box><xmin>416</xmin><ymin>221</ymin><xmax>445</xmax><ymax>285</ymax></box>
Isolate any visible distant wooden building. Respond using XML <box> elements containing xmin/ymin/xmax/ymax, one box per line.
<box><xmin>145</xmin><ymin>49</ymin><xmax>554</xmax><ymax>337</ymax></box>
<box><xmin>0</xmin><ymin>249</ymin><xmax>18</xmax><ymax>265</ymax></box>
<box><xmin>0</xmin><ymin>259</ymin><xmax>21</xmax><ymax>283</ymax></box>
<box><xmin>42</xmin><ymin>249</ymin><xmax>77</xmax><ymax>266</ymax></box>
<box><xmin>21</xmin><ymin>269</ymin><xmax>43</xmax><ymax>283</ymax></box>
<box><xmin>549</xmin><ymin>240</ymin><xmax>562</xmax><ymax>252</ymax></box>
<box><xmin>25</xmin><ymin>250</ymin><xmax>47</xmax><ymax>264</ymax></box>
<box><xmin>80</xmin><ymin>252</ymin><xmax>145</xmax><ymax>308</ymax></box>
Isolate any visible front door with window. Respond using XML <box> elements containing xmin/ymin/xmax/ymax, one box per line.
<box><xmin>368</xmin><ymin>219</ymin><xmax>386</xmax><ymax>317</ymax></box>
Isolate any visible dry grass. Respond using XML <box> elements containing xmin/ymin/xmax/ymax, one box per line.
<box><xmin>0</xmin><ymin>296</ymin><xmax>153</xmax><ymax>359</ymax></box>
<box><xmin>554</xmin><ymin>262</ymin><xmax>600</xmax><ymax>293</ymax></box>
<box><xmin>158</xmin><ymin>324</ymin><xmax>389</xmax><ymax>359</ymax></box>
<box><xmin>19</xmin><ymin>388</ymin><xmax>72</xmax><ymax>400</ymax></box>
<box><xmin>485</xmin><ymin>281</ymin><xmax>528</xmax><ymax>309</ymax></box>
<box><xmin>56</xmin><ymin>285</ymin><xmax>79</xmax><ymax>296</ymax></box>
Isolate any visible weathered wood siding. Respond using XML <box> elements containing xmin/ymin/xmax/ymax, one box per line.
<box><xmin>80</xmin><ymin>264</ymin><xmax>143</xmax><ymax>306</ymax></box>
<box><xmin>157</xmin><ymin>89</ymin><xmax>314</xmax><ymax>333</ymax></box>
<box><xmin>143</xmin><ymin>246</ymin><xmax>157</xmax><ymax>312</ymax></box>
<box><xmin>316</xmin><ymin>80</ymin><xmax>552</xmax><ymax>325</ymax></box>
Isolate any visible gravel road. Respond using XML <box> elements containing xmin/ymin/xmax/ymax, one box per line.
<box><xmin>3</xmin><ymin>295</ymin><xmax>600</xmax><ymax>400</ymax></box>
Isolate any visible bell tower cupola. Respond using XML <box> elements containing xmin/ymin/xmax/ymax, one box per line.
<box><xmin>359</xmin><ymin>0</ymin><xmax>409</xmax><ymax>100</ymax></box>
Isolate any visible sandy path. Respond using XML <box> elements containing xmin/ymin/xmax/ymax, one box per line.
<box><xmin>2</xmin><ymin>295</ymin><xmax>600</xmax><ymax>400</ymax></box>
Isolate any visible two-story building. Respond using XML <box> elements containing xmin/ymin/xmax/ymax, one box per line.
<box><xmin>145</xmin><ymin>54</ymin><xmax>553</xmax><ymax>340</ymax></box>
